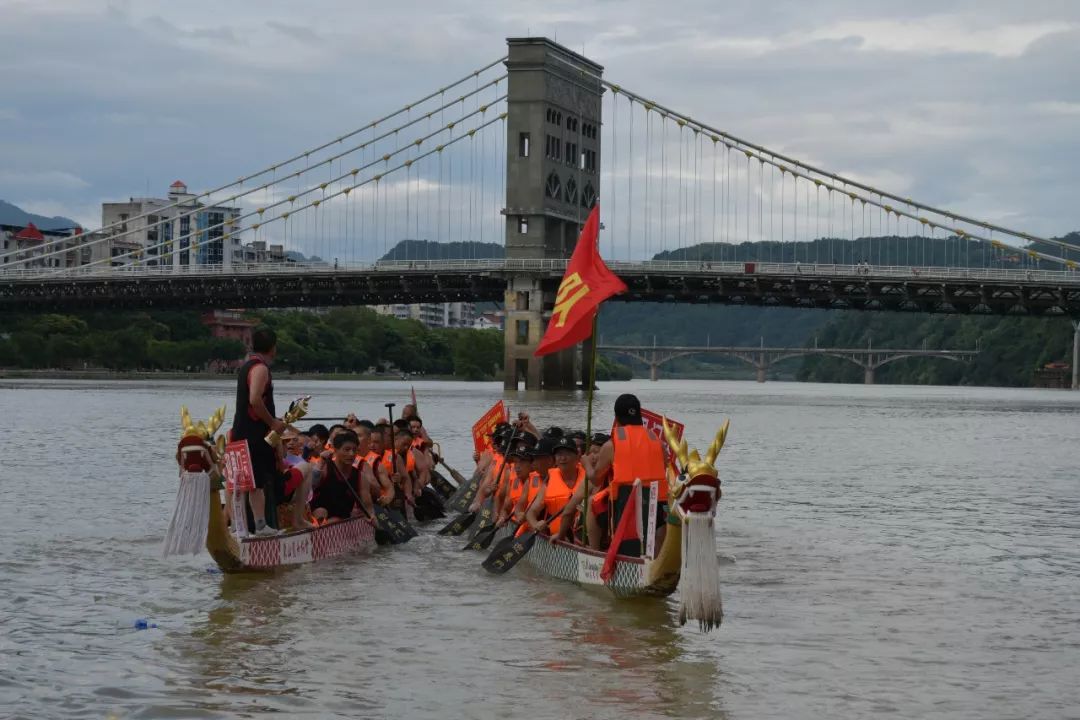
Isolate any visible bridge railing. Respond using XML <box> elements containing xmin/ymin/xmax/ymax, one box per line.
<box><xmin>1</xmin><ymin>258</ymin><xmax>1078</xmax><ymax>283</ymax></box>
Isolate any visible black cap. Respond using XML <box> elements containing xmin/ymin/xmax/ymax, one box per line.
<box><xmin>507</xmin><ymin>439</ymin><xmax>533</xmax><ymax>459</ymax></box>
<box><xmin>543</xmin><ymin>426</ymin><xmax>565</xmax><ymax>439</ymax></box>
<box><xmin>591</xmin><ymin>432</ymin><xmax>610</xmax><ymax>446</ymax></box>
<box><xmin>567</xmin><ymin>430</ymin><xmax>586</xmax><ymax>441</ymax></box>
<box><xmin>516</xmin><ymin>431</ymin><xmax>538</xmax><ymax>448</ymax></box>
<box><xmin>529</xmin><ymin>437</ymin><xmax>555</xmax><ymax>458</ymax></box>
<box><xmin>614</xmin><ymin>394</ymin><xmax>642</xmax><ymax>424</ymax></box>
<box><xmin>551</xmin><ymin>437</ymin><xmax>579</xmax><ymax>455</ymax></box>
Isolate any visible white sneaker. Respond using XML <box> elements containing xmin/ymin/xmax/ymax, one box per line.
<box><xmin>255</xmin><ymin>525</ymin><xmax>280</xmax><ymax>537</ymax></box>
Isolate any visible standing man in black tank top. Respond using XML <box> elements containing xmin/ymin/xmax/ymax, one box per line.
<box><xmin>231</xmin><ymin>327</ymin><xmax>287</xmax><ymax>536</ymax></box>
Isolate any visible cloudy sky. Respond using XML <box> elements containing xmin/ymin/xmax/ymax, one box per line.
<box><xmin>1</xmin><ymin>0</ymin><xmax>1077</xmax><ymax>261</ymax></box>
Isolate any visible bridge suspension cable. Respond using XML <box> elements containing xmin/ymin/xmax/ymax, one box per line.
<box><xmin>61</xmin><ymin>101</ymin><xmax>509</xmax><ymax>273</ymax></box>
<box><xmin>1</xmin><ymin>57</ymin><xmax>508</xmax><ymax>266</ymax></box>
<box><xmin>603</xmin><ymin>80</ymin><xmax>1080</xmax><ymax>268</ymax></box>
<box><xmin>61</xmin><ymin>106</ymin><xmax>507</xmax><ymax>273</ymax></box>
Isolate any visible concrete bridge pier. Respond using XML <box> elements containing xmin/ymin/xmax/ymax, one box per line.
<box><xmin>755</xmin><ymin>365</ymin><xmax>767</xmax><ymax>383</ymax></box>
<box><xmin>1073</xmin><ymin>321</ymin><xmax>1079</xmax><ymax>390</ymax></box>
<box><xmin>864</xmin><ymin>366</ymin><xmax>875</xmax><ymax>385</ymax></box>
<box><xmin>650</xmin><ymin>363</ymin><xmax>659</xmax><ymax>381</ymax></box>
<box><xmin>501</xmin><ymin>36</ymin><xmax>604</xmax><ymax>391</ymax></box>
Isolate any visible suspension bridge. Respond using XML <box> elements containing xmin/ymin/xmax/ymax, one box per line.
<box><xmin>598</xmin><ymin>342</ymin><xmax>979</xmax><ymax>384</ymax></box>
<box><xmin>2</xmin><ymin>37</ymin><xmax>1079</xmax><ymax>390</ymax></box>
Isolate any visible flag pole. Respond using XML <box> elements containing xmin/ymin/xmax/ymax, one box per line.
<box><xmin>582</xmin><ymin>312</ymin><xmax>599</xmax><ymax>546</ymax></box>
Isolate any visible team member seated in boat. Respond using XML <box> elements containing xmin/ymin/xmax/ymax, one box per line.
<box><xmin>392</xmin><ymin>419</ymin><xmax>428</xmax><ymax>499</ymax></box>
<box><xmin>353</xmin><ymin>422</ymin><xmax>394</xmax><ymax>505</ymax></box>
<box><xmin>275</xmin><ymin>429</ymin><xmax>316</xmax><ymax>529</ymax></box>
<box><xmin>524</xmin><ymin>437</ymin><xmax>585</xmax><ymax>537</ymax></box>
<box><xmin>283</xmin><ymin>428</ymin><xmax>308</xmax><ymax>467</ymax></box>
<box><xmin>312</xmin><ymin>430</ymin><xmax>364</xmax><ymax>523</ymax></box>
<box><xmin>230</xmin><ymin>327</ymin><xmax>288</xmax><ymax>537</ymax></box>
<box><xmin>381</xmin><ymin>424</ymin><xmax>418</xmax><ymax>505</ymax></box>
<box><xmin>567</xmin><ymin>430</ymin><xmax>587</xmax><ymax>455</ymax></box>
<box><xmin>512</xmin><ymin>437</ymin><xmax>553</xmax><ymax>531</ymax></box>
<box><xmin>471</xmin><ymin>424</ymin><xmax>512</xmax><ymax>511</ymax></box>
<box><xmin>558</xmin><ymin>393</ymin><xmax>667</xmax><ymax>553</ymax></box>
<box><xmin>307</xmin><ymin>424</ymin><xmax>330</xmax><ymax>454</ymax></box>
<box><xmin>495</xmin><ymin>432</ymin><xmax>537</xmax><ymax>525</ymax></box>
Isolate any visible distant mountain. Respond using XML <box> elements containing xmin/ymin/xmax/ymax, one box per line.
<box><xmin>0</xmin><ymin>199</ymin><xmax>79</xmax><ymax>231</ymax></box>
<box><xmin>379</xmin><ymin>239</ymin><xmax>504</xmax><ymax>261</ymax></box>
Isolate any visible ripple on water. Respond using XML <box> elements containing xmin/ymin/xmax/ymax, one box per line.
<box><xmin>1</xmin><ymin>380</ymin><xmax>1079</xmax><ymax>719</ymax></box>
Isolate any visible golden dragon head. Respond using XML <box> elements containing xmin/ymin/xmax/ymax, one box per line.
<box><xmin>178</xmin><ymin>405</ymin><xmax>227</xmax><ymax>467</ymax></box>
<box><xmin>662</xmin><ymin>417</ymin><xmax>729</xmax><ymax>511</ymax></box>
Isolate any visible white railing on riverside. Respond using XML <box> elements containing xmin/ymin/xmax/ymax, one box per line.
<box><xmin>1</xmin><ymin>259</ymin><xmax>1078</xmax><ymax>284</ymax></box>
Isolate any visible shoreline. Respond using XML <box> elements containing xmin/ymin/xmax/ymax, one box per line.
<box><xmin>0</xmin><ymin>368</ymin><xmax>466</xmax><ymax>382</ymax></box>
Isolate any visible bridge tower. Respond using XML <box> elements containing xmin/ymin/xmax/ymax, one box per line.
<box><xmin>502</xmin><ymin>37</ymin><xmax>604</xmax><ymax>390</ymax></box>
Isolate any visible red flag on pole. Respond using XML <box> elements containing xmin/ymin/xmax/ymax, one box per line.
<box><xmin>535</xmin><ymin>205</ymin><xmax>627</xmax><ymax>357</ymax></box>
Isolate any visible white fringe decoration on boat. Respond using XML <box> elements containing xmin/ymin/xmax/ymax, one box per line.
<box><xmin>678</xmin><ymin>512</ymin><xmax>724</xmax><ymax>631</ymax></box>
<box><xmin>162</xmin><ymin>469</ymin><xmax>210</xmax><ymax>557</ymax></box>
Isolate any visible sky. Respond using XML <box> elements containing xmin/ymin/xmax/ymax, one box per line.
<box><xmin>1</xmin><ymin>0</ymin><xmax>1077</xmax><ymax>262</ymax></box>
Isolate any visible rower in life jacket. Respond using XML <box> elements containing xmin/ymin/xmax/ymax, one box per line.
<box><xmin>524</xmin><ymin>437</ymin><xmax>585</xmax><ymax>537</ymax></box>
<box><xmin>497</xmin><ymin>433</ymin><xmax>538</xmax><ymax>526</ymax></box>
<box><xmin>556</xmin><ymin>393</ymin><xmax>667</xmax><ymax>553</ymax></box>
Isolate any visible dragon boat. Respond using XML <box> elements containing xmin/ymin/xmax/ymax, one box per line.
<box><xmin>162</xmin><ymin>405</ymin><xmax>377</xmax><ymax>573</ymax></box>
<box><xmin>520</xmin><ymin>418</ymin><xmax>729</xmax><ymax>630</ymax></box>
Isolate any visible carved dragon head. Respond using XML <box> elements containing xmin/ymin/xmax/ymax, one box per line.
<box><xmin>662</xmin><ymin>417</ymin><xmax>729</xmax><ymax>516</ymax></box>
<box><xmin>178</xmin><ymin>405</ymin><xmax>227</xmax><ymax>470</ymax></box>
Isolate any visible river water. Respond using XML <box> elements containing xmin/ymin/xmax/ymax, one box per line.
<box><xmin>1</xmin><ymin>378</ymin><xmax>1078</xmax><ymax>719</ymax></box>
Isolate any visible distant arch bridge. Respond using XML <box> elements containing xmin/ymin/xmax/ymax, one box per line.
<box><xmin>597</xmin><ymin>343</ymin><xmax>980</xmax><ymax>383</ymax></box>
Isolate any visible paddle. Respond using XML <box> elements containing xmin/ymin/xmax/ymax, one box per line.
<box><xmin>460</xmin><ymin>499</ymin><xmax>497</xmax><ymax>550</ymax></box>
<box><xmin>446</xmin><ymin>470</ymin><xmax>481</xmax><ymax>513</ymax></box>
<box><xmin>464</xmin><ymin>519</ymin><xmax>502</xmax><ymax>551</ymax></box>
<box><xmin>437</xmin><ymin>508</ymin><xmax>478</xmax><ymax>536</ymax></box>
<box><xmin>438</xmin><ymin>458</ymin><xmax>471</xmax><ymax>489</ymax></box>
<box><xmin>481</xmin><ymin>529</ymin><xmax>537</xmax><ymax>574</ymax></box>
<box><xmin>413</xmin><ymin>486</ymin><xmax>447</xmax><ymax>522</ymax></box>
<box><xmin>429</xmin><ymin>469</ymin><xmax>458</xmax><ymax>500</ymax></box>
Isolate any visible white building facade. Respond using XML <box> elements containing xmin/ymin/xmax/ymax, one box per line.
<box><xmin>374</xmin><ymin>302</ymin><xmax>478</xmax><ymax>329</ymax></box>
<box><xmin>100</xmin><ymin>181</ymin><xmax>246</xmax><ymax>268</ymax></box>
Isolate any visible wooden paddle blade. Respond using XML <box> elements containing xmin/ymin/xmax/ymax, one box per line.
<box><xmin>414</xmin><ymin>488</ymin><xmax>447</xmax><ymax>521</ymax></box>
<box><xmin>446</xmin><ymin>471</ymin><xmax>481</xmax><ymax>513</ymax></box>
<box><xmin>440</xmin><ymin>462</ymin><xmax>470</xmax><ymax>488</ymax></box>
<box><xmin>467</xmin><ymin>500</ymin><xmax>496</xmax><ymax>538</ymax></box>
<box><xmin>481</xmin><ymin>531</ymin><xmax>536</xmax><ymax>575</ymax></box>
<box><xmin>462</xmin><ymin>523</ymin><xmax>499</xmax><ymax>551</ymax></box>
<box><xmin>437</xmin><ymin>511</ymin><xmax>477</xmax><ymax>536</ymax></box>
<box><xmin>429</xmin><ymin>471</ymin><xmax>458</xmax><ymax>499</ymax></box>
<box><xmin>373</xmin><ymin>506</ymin><xmax>417</xmax><ymax>544</ymax></box>
<box><xmin>474</xmin><ymin>524</ymin><xmax>502</xmax><ymax>550</ymax></box>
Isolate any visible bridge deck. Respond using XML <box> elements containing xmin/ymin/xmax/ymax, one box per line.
<box><xmin>2</xmin><ymin>260</ymin><xmax>1078</xmax><ymax>315</ymax></box>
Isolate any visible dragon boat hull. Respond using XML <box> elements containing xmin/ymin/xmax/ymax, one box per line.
<box><xmin>525</xmin><ymin>536</ymin><xmax>678</xmax><ymax>598</ymax></box>
<box><xmin>206</xmin><ymin>492</ymin><xmax>376</xmax><ymax>573</ymax></box>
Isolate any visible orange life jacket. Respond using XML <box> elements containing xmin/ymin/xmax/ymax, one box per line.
<box><xmin>508</xmin><ymin>467</ymin><xmax>526</xmax><ymax>505</ymax></box>
<box><xmin>382</xmin><ymin>449</ymin><xmax>415</xmax><ymax>475</ymax></box>
<box><xmin>612</xmin><ymin>425</ymin><xmax>667</xmax><ymax>501</ymax></box>
<box><xmin>544</xmin><ymin>464</ymin><xmax>584</xmax><ymax>534</ymax></box>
